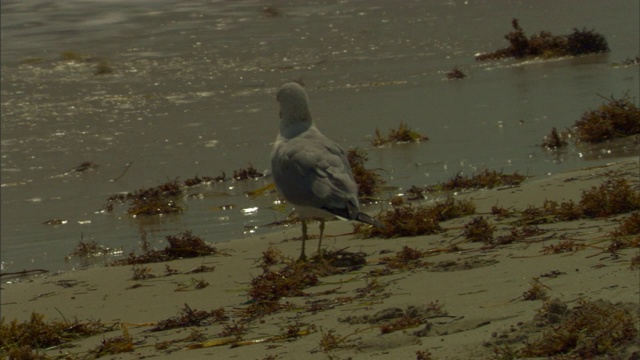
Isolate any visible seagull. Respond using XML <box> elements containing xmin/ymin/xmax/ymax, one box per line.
<box><xmin>270</xmin><ymin>82</ymin><xmax>383</xmax><ymax>260</ymax></box>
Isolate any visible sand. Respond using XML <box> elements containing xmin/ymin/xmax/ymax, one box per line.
<box><xmin>2</xmin><ymin>158</ymin><xmax>639</xmax><ymax>359</ymax></box>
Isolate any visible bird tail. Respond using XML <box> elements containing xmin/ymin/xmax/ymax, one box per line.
<box><xmin>356</xmin><ymin>212</ymin><xmax>385</xmax><ymax>229</ymax></box>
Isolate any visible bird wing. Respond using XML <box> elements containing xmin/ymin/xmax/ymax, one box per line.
<box><xmin>271</xmin><ymin>126</ymin><xmax>359</xmax><ymax>219</ymax></box>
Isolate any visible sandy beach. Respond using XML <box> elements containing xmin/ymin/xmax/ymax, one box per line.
<box><xmin>2</xmin><ymin>157</ymin><xmax>639</xmax><ymax>359</ymax></box>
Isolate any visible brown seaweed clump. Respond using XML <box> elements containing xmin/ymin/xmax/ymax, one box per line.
<box><xmin>573</xmin><ymin>94</ymin><xmax>640</xmax><ymax>143</ymax></box>
<box><xmin>232</xmin><ymin>163</ymin><xmax>264</xmax><ymax>181</ymax></box>
<box><xmin>446</xmin><ymin>67</ymin><xmax>466</xmax><ymax>80</ymax></box>
<box><xmin>0</xmin><ymin>312</ymin><xmax>109</xmax><ymax>357</ymax></box>
<box><xmin>112</xmin><ymin>231</ymin><xmax>221</xmax><ymax>265</ymax></box>
<box><xmin>606</xmin><ymin>212</ymin><xmax>640</xmax><ymax>253</ymax></box>
<box><xmin>151</xmin><ymin>304</ymin><xmax>228</xmax><ymax>332</ymax></box>
<box><xmin>105</xmin><ymin>179</ymin><xmax>183</xmax><ymax>216</ymax></box>
<box><xmin>372</xmin><ymin>121</ymin><xmax>429</xmax><ymax>147</ymax></box>
<box><xmin>541</xmin><ymin>127</ymin><xmax>569</xmax><ymax>149</ymax></box>
<box><xmin>354</xmin><ymin>196</ymin><xmax>475</xmax><ymax>238</ymax></box>
<box><xmin>463</xmin><ymin>216</ymin><xmax>495</xmax><ymax>245</ymax></box>
<box><xmin>476</xmin><ymin>19</ymin><xmax>609</xmax><ymax>61</ymax></box>
<box><xmin>517</xmin><ymin>175</ymin><xmax>640</xmax><ymax>227</ymax></box>
<box><xmin>347</xmin><ymin>148</ymin><xmax>384</xmax><ymax>200</ymax></box>
<box><xmin>422</xmin><ymin>169</ymin><xmax>526</xmax><ymax>193</ymax></box>
<box><xmin>491</xmin><ymin>298</ymin><xmax>639</xmax><ymax>358</ymax></box>
<box><xmin>521</xmin><ymin>299</ymin><xmax>638</xmax><ymax>357</ymax></box>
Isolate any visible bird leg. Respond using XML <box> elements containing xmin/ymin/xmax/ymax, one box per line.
<box><xmin>317</xmin><ymin>219</ymin><xmax>325</xmax><ymax>257</ymax></box>
<box><xmin>299</xmin><ymin>219</ymin><xmax>308</xmax><ymax>261</ymax></box>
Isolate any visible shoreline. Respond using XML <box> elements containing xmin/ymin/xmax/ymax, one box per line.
<box><xmin>2</xmin><ymin>157</ymin><xmax>639</xmax><ymax>359</ymax></box>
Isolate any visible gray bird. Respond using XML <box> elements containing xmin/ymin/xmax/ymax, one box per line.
<box><xmin>270</xmin><ymin>82</ymin><xmax>383</xmax><ymax>260</ymax></box>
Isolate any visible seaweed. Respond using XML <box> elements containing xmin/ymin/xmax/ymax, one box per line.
<box><xmin>372</xmin><ymin>121</ymin><xmax>428</xmax><ymax>147</ymax></box>
<box><xmin>446</xmin><ymin>66</ymin><xmax>466</xmax><ymax>80</ymax></box>
<box><xmin>131</xmin><ymin>264</ymin><xmax>155</xmax><ymax>280</ymax></box>
<box><xmin>618</xmin><ymin>56</ymin><xmax>640</xmax><ymax>66</ymax></box>
<box><xmin>464</xmin><ymin>216</ymin><xmax>495</xmax><ymax>245</ymax></box>
<box><xmin>566</xmin><ymin>27</ymin><xmax>610</xmax><ymax>56</ymax></box>
<box><xmin>249</xmin><ymin>261</ymin><xmax>319</xmax><ymax>302</ymax></box>
<box><xmin>541</xmin><ymin>127</ymin><xmax>569</xmax><ymax>149</ymax></box>
<box><xmin>183</xmin><ymin>173</ymin><xmax>226</xmax><ymax>186</ymax></box>
<box><xmin>606</xmin><ymin>212</ymin><xmax>640</xmax><ymax>253</ymax></box>
<box><xmin>521</xmin><ymin>299</ymin><xmax>638</xmax><ymax>357</ymax></box>
<box><xmin>422</xmin><ymin>169</ymin><xmax>526</xmax><ymax>193</ymax></box>
<box><xmin>69</xmin><ymin>239</ymin><xmax>111</xmax><ymax>259</ymax></box>
<box><xmin>522</xmin><ymin>277</ymin><xmax>549</xmax><ymax>301</ymax></box>
<box><xmin>517</xmin><ymin>176</ymin><xmax>639</xmax><ymax>227</ymax></box>
<box><xmin>261</xmin><ymin>6</ymin><xmax>282</xmax><ymax>18</ymax></box>
<box><xmin>573</xmin><ymin>94</ymin><xmax>640</xmax><ymax>143</ymax></box>
<box><xmin>355</xmin><ymin>196</ymin><xmax>475</xmax><ymax>238</ymax></box>
<box><xmin>541</xmin><ymin>240</ymin><xmax>586</xmax><ymax>255</ymax></box>
<box><xmin>105</xmin><ymin>179</ymin><xmax>184</xmax><ymax>216</ymax></box>
<box><xmin>381</xmin><ymin>245</ymin><xmax>430</xmax><ymax>270</ymax></box>
<box><xmin>354</xmin><ymin>197</ymin><xmax>441</xmax><ymax>238</ymax></box>
<box><xmin>94</xmin><ymin>60</ymin><xmax>113</xmax><ymax>75</ymax></box>
<box><xmin>218</xmin><ymin>320</ymin><xmax>247</xmax><ymax>340</ymax></box>
<box><xmin>151</xmin><ymin>304</ymin><xmax>227</xmax><ymax>332</ymax></box>
<box><xmin>315</xmin><ymin>327</ymin><xmax>363</xmax><ymax>353</ymax></box>
<box><xmin>91</xmin><ymin>327</ymin><xmax>135</xmax><ymax>356</ymax></box>
<box><xmin>346</xmin><ymin>148</ymin><xmax>384</xmax><ymax>200</ymax></box>
<box><xmin>112</xmin><ymin>231</ymin><xmax>221</xmax><ymax>265</ymax></box>
<box><xmin>578</xmin><ymin>176</ymin><xmax>640</xmax><ymax>217</ymax></box>
<box><xmin>416</xmin><ymin>349</ymin><xmax>434</xmax><ymax>360</ymax></box>
<box><xmin>476</xmin><ymin>19</ymin><xmax>609</xmax><ymax>61</ymax></box>
<box><xmin>232</xmin><ymin>163</ymin><xmax>264</xmax><ymax>181</ymax></box>
<box><xmin>0</xmin><ymin>312</ymin><xmax>109</xmax><ymax>354</ymax></box>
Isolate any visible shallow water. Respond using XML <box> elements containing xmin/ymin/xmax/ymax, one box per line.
<box><xmin>1</xmin><ymin>0</ymin><xmax>639</xmax><ymax>274</ymax></box>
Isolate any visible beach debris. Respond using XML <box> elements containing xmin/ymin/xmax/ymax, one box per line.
<box><xmin>606</xmin><ymin>212</ymin><xmax>640</xmax><ymax>254</ymax></box>
<box><xmin>105</xmin><ymin>179</ymin><xmax>183</xmax><ymax>216</ymax></box>
<box><xmin>110</xmin><ymin>161</ymin><xmax>133</xmax><ymax>182</ymax></box>
<box><xmin>476</xmin><ymin>19</ymin><xmax>609</xmax><ymax>61</ymax></box>
<box><xmin>424</xmin><ymin>169</ymin><xmax>526</xmax><ymax>194</ymax></box>
<box><xmin>463</xmin><ymin>216</ymin><xmax>496</xmax><ymax>245</ymax></box>
<box><xmin>261</xmin><ymin>5</ymin><xmax>282</xmax><ymax>18</ymax></box>
<box><xmin>340</xmin><ymin>303</ymin><xmax>446</xmax><ymax>336</ymax></box>
<box><xmin>175</xmin><ymin>278</ymin><xmax>210</xmax><ymax>291</ymax></box>
<box><xmin>68</xmin><ymin>238</ymin><xmax>113</xmax><ymax>259</ymax></box>
<box><xmin>105</xmin><ymin>165</ymin><xmax>263</xmax><ymax>216</ymax></box>
<box><xmin>522</xmin><ymin>277</ymin><xmax>549</xmax><ymax>301</ymax></box>
<box><xmin>446</xmin><ymin>66</ymin><xmax>466</xmax><ymax>80</ymax></box>
<box><xmin>416</xmin><ymin>349</ymin><xmax>434</xmax><ymax>360</ymax></box>
<box><xmin>614</xmin><ymin>55</ymin><xmax>640</xmax><ymax>67</ymax></box>
<box><xmin>0</xmin><ymin>312</ymin><xmax>111</xmax><ymax>356</ymax></box>
<box><xmin>541</xmin><ymin>127</ymin><xmax>569</xmax><ymax>149</ymax></box>
<box><xmin>232</xmin><ymin>163</ymin><xmax>264</xmax><ymax>181</ymax></box>
<box><xmin>491</xmin><ymin>298</ymin><xmax>638</xmax><ymax>358</ymax></box>
<box><xmin>90</xmin><ymin>326</ymin><xmax>135</xmax><ymax>356</ymax></box>
<box><xmin>151</xmin><ymin>304</ymin><xmax>227</xmax><ymax>332</ymax></box>
<box><xmin>183</xmin><ymin>173</ymin><xmax>226</xmax><ymax>186</ymax></box>
<box><xmin>42</xmin><ymin>219</ymin><xmax>68</xmax><ymax>226</ymax></box>
<box><xmin>380</xmin><ymin>245</ymin><xmax>430</xmax><ymax>270</ymax></box>
<box><xmin>112</xmin><ymin>231</ymin><xmax>222</xmax><ymax>266</ymax></box>
<box><xmin>372</xmin><ymin>121</ymin><xmax>429</xmax><ymax>147</ymax></box>
<box><xmin>131</xmin><ymin>264</ymin><xmax>155</xmax><ymax>280</ymax></box>
<box><xmin>347</xmin><ymin>148</ymin><xmax>384</xmax><ymax>200</ymax></box>
<box><xmin>68</xmin><ymin>161</ymin><xmax>98</xmax><ymax>174</ymax></box>
<box><xmin>541</xmin><ymin>240</ymin><xmax>586</xmax><ymax>255</ymax></box>
<box><xmin>406</xmin><ymin>170</ymin><xmax>526</xmax><ymax>200</ymax></box>
<box><xmin>94</xmin><ymin>59</ymin><xmax>113</xmax><ymax>75</ymax></box>
<box><xmin>573</xmin><ymin>93</ymin><xmax>640</xmax><ymax>143</ymax></box>
<box><xmin>316</xmin><ymin>327</ymin><xmax>360</xmax><ymax>353</ymax></box>
<box><xmin>354</xmin><ymin>196</ymin><xmax>475</xmax><ymax>238</ymax></box>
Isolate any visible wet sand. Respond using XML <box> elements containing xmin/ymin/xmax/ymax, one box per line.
<box><xmin>2</xmin><ymin>157</ymin><xmax>639</xmax><ymax>359</ymax></box>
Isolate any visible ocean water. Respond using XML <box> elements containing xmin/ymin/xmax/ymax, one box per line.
<box><xmin>1</xmin><ymin>0</ymin><xmax>638</xmax><ymax>274</ymax></box>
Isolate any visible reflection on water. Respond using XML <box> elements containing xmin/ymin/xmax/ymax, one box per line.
<box><xmin>1</xmin><ymin>0</ymin><xmax>638</xmax><ymax>273</ymax></box>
